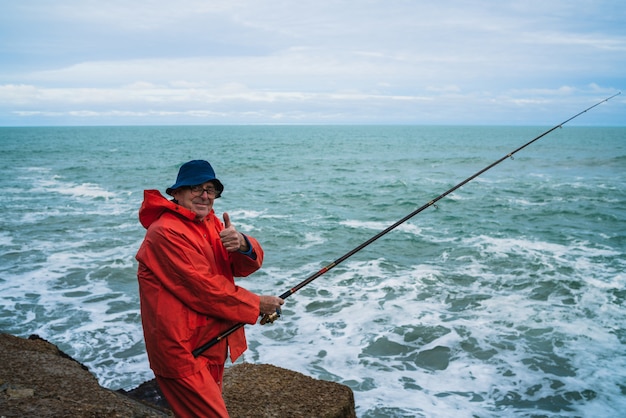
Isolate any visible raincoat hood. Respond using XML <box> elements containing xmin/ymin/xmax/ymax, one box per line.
<box><xmin>139</xmin><ymin>189</ymin><xmax>198</xmax><ymax>229</ymax></box>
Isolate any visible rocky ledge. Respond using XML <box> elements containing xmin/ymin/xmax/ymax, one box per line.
<box><xmin>0</xmin><ymin>333</ymin><xmax>356</xmax><ymax>417</ymax></box>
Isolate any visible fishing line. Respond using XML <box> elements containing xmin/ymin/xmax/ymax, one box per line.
<box><xmin>192</xmin><ymin>92</ymin><xmax>620</xmax><ymax>358</ymax></box>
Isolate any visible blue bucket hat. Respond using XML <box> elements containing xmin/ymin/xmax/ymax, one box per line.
<box><xmin>166</xmin><ymin>160</ymin><xmax>224</xmax><ymax>197</ymax></box>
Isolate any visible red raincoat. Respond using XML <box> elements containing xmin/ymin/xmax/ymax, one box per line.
<box><xmin>136</xmin><ymin>189</ymin><xmax>262</xmax><ymax>379</ymax></box>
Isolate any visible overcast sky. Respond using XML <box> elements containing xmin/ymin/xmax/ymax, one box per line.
<box><xmin>1</xmin><ymin>0</ymin><xmax>624</xmax><ymax>126</ymax></box>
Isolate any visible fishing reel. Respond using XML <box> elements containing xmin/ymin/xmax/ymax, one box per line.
<box><xmin>260</xmin><ymin>309</ymin><xmax>281</xmax><ymax>325</ymax></box>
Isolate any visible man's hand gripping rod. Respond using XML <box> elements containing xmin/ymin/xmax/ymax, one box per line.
<box><xmin>191</xmin><ymin>92</ymin><xmax>620</xmax><ymax>358</ymax></box>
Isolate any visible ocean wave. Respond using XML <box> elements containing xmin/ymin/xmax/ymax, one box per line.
<box><xmin>1</xmin><ymin>125</ymin><xmax>624</xmax><ymax>416</ymax></box>
<box><xmin>340</xmin><ymin>219</ymin><xmax>423</xmax><ymax>236</ymax></box>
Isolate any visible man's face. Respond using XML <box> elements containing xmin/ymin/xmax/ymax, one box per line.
<box><xmin>172</xmin><ymin>182</ymin><xmax>218</xmax><ymax>221</ymax></box>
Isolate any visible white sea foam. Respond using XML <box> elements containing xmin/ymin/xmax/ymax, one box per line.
<box><xmin>341</xmin><ymin>219</ymin><xmax>422</xmax><ymax>236</ymax></box>
<box><xmin>35</xmin><ymin>176</ymin><xmax>116</xmax><ymax>200</ymax></box>
<box><xmin>241</xmin><ymin>239</ymin><xmax>626</xmax><ymax>416</ymax></box>
<box><xmin>297</xmin><ymin>232</ymin><xmax>326</xmax><ymax>249</ymax></box>
<box><xmin>0</xmin><ymin>231</ymin><xmax>13</xmax><ymax>247</ymax></box>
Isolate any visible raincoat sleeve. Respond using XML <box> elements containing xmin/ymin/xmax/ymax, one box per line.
<box><xmin>229</xmin><ymin>234</ymin><xmax>265</xmax><ymax>276</ymax></box>
<box><xmin>139</xmin><ymin>223</ymin><xmax>261</xmax><ymax>325</ymax></box>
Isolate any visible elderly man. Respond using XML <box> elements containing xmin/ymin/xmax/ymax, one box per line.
<box><xmin>136</xmin><ymin>159</ymin><xmax>283</xmax><ymax>417</ymax></box>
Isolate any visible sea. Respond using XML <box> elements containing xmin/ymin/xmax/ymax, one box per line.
<box><xmin>0</xmin><ymin>125</ymin><xmax>624</xmax><ymax>417</ymax></box>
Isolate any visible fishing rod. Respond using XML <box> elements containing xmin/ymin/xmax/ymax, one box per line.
<box><xmin>192</xmin><ymin>92</ymin><xmax>620</xmax><ymax>358</ymax></box>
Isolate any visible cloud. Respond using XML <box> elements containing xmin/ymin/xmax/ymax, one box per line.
<box><xmin>0</xmin><ymin>0</ymin><xmax>624</xmax><ymax>125</ymax></box>
<box><xmin>3</xmin><ymin>81</ymin><xmax>618</xmax><ymax>126</ymax></box>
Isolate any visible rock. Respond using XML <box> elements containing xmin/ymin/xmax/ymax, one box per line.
<box><xmin>5</xmin><ymin>387</ymin><xmax>35</xmax><ymax>400</ymax></box>
<box><xmin>121</xmin><ymin>379</ymin><xmax>171</xmax><ymax>411</ymax></box>
<box><xmin>0</xmin><ymin>333</ymin><xmax>169</xmax><ymax>417</ymax></box>
<box><xmin>224</xmin><ymin>363</ymin><xmax>356</xmax><ymax>418</ymax></box>
<box><xmin>123</xmin><ymin>364</ymin><xmax>357</xmax><ymax>418</ymax></box>
<box><xmin>0</xmin><ymin>334</ymin><xmax>356</xmax><ymax>417</ymax></box>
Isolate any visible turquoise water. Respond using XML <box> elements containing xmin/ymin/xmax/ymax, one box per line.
<box><xmin>0</xmin><ymin>125</ymin><xmax>625</xmax><ymax>417</ymax></box>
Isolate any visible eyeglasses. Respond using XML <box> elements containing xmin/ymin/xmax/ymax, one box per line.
<box><xmin>189</xmin><ymin>185</ymin><xmax>219</xmax><ymax>197</ymax></box>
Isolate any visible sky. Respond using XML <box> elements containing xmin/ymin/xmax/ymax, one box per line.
<box><xmin>0</xmin><ymin>0</ymin><xmax>624</xmax><ymax>126</ymax></box>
